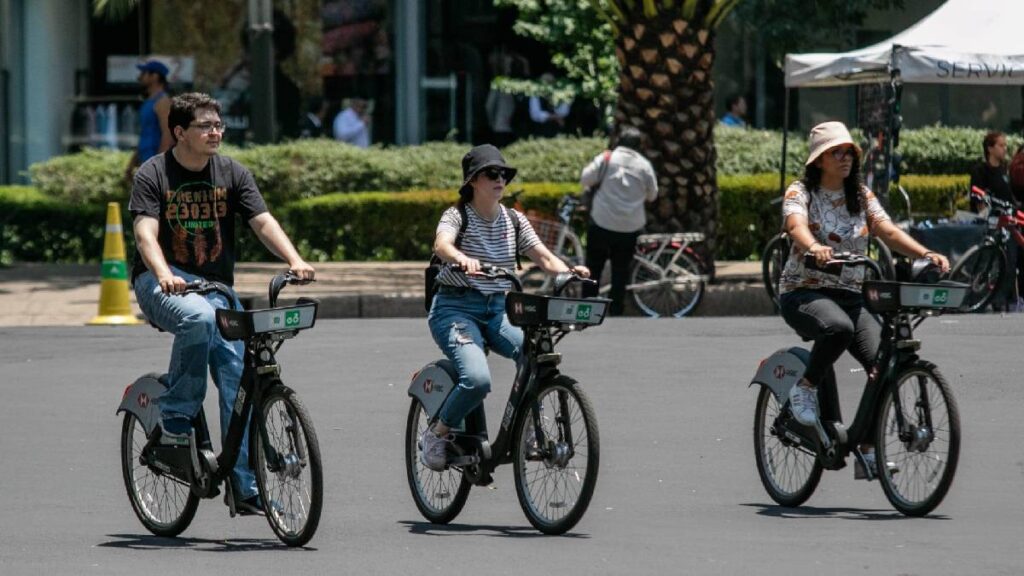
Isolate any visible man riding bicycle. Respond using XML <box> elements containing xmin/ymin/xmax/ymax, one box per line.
<box><xmin>129</xmin><ymin>92</ymin><xmax>315</xmax><ymax>515</ymax></box>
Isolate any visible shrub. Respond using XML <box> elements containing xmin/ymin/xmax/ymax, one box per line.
<box><xmin>1</xmin><ymin>175</ymin><xmax>977</xmax><ymax>263</ymax></box>
<box><xmin>30</xmin><ymin>127</ymin><xmax>1008</xmax><ymax>206</ymax></box>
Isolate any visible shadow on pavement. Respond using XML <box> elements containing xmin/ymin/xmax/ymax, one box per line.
<box><xmin>98</xmin><ymin>533</ymin><xmax>317</xmax><ymax>552</ymax></box>
<box><xmin>742</xmin><ymin>503</ymin><xmax>951</xmax><ymax>521</ymax></box>
<box><xmin>398</xmin><ymin>520</ymin><xmax>589</xmax><ymax>539</ymax></box>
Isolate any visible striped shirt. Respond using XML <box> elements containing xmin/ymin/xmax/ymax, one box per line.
<box><xmin>435</xmin><ymin>204</ymin><xmax>542</xmax><ymax>293</ymax></box>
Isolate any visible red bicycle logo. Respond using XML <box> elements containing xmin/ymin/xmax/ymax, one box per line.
<box><xmin>423</xmin><ymin>379</ymin><xmax>433</xmax><ymax>394</ymax></box>
<box><xmin>773</xmin><ymin>365</ymin><xmax>786</xmax><ymax>380</ymax></box>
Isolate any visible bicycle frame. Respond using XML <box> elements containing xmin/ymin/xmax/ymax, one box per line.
<box><xmin>119</xmin><ymin>276</ymin><xmax>315</xmax><ymax>501</ymax></box>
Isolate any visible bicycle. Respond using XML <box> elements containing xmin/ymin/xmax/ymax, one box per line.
<box><xmin>750</xmin><ymin>253</ymin><xmax>963</xmax><ymax>516</ymax></box>
<box><xmin>517</xmin><ymin>193</ymin><xmax>708</xmax><ymax>317</ymax></box>
<box><xmin>405</xmin><ymin>265</ymin><xmax>605</xmax><ymax>534</ymax></box>
<box><xmin>117</xmin><ymin>272</ymin><xmax>323</xmax><ymax>547</ymax></box>
<box><xmin>760</xmin><ymin>187</ymin><xmax>906</xmax><ymax>308</ymax></box>
<box><xmin>945</xmin><ymin>186</ymin><xmax>1024</xmax><ymax>312</ymax></box>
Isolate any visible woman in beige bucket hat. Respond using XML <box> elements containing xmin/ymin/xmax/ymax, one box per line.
<box><xmin>777</xmin><ymin>121</ymin><xmax>950</xmax><ymax>479</ymax></box>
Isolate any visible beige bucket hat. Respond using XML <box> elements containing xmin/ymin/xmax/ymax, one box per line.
<box><xmin>805</xmin><ymin>121</ymin><xmax>861</xmax><ymax>166</ymax></box>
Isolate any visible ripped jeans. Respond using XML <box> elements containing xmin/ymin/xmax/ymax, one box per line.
<box><xmin>427</xmin><ymin>286</ymin><xmax>523</xmax><ymax>428</ymax></box>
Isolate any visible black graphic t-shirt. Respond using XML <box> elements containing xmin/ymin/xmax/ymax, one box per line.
<box><xmin>129</xmin><ymin>150</ymin><xmax>268</xmax><ymax>286</ymax></box>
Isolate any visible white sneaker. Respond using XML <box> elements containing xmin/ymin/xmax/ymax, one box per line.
<box><xmin>419</xmin><ymin>427</ymin><xmax>452</xmax><ymax>471</ymax></box>
<box><xmin>787</xmin><ymin>384</ymin><xmax>819</xmax><ymax>426</ymax></box>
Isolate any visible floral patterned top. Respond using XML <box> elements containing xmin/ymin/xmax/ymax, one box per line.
<box><xmin>780</xmin><ymin>180</ymin><xmax>891</xmax><ymax>294</ymax></box>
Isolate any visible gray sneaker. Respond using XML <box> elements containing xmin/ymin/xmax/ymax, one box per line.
<box><xmin>158</xmin><ymin>418</ymin><xmax>191</xmax><ymax>447</ymax></box>
<box><xmin>419</xmin><ymin>427</ymin><xmax>452</xmax><ymax>471</ymax></box>
<box><xmin>787</xmin><ymin>384</ymin><xmax>819</xmax><ymax>426</ymax></box>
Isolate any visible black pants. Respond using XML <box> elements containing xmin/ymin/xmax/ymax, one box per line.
<box><xmin>585</xmin><ymin>222</ymin><xmax>639</xmax><ymax>316</ymax></box>
<box><xmin>779</xmin><ymin>288</ymin><xmax>881</xmax><ymax>388</ymax></box>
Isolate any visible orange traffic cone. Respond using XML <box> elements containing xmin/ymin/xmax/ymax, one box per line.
<box><xmin>88</xmin><ymin>202</ymin><xmax>142</xmax><ymax>325</ymax></box>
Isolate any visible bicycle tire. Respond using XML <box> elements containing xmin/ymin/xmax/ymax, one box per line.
<box><xmin>630</xmin><ymin>249</ymin><xmax>705</xmax><ymax>318</ymax></box>
<box><xmin>513</xmin><ymin>375</ymin><xmax>599</xmax><ymax>534</ymax></box>
<box><xmin>761</xmin><ymin>234</ymin><xmax>790</xmax><ymax>308</ymax></box>
<box><xmin>254</xmin><ymin>385</ymin><xmax>323</xmax><ymax>547</ymax></box>
<box><xmin>405</xmin><ymin>398</ymin><xmax>471</xmax><ymax>524</ymax></box>
<box><xmin>948</xmin><ymin>243</ymin><xmax>1006</xmax><ymax>312</ymax></box>
<box><xmin>875</xmin><ymin>361</ymin><xmax>960</xmax><ymax>517</ymax></box>
<box><xmin>120</xmin><ymin>413</ymin><xmax>200</xmax><ymax>537</ymax></box>
<box><xmin>752</xmin><ymin>386</ymin><xmax>822</xmax><ymax>507</ymax></box>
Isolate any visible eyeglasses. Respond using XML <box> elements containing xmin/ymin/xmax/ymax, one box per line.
<box><xmin>481</xmin><ymin>167</ymin><xmax>511</xmax><ymax>181</ymax></box>
<box><xmin>829</xmin><ymin>147</ymin><xmax>855</xmax><ymax>161</ymax></box>
<box><xmin>190</xmin><ymin>121</ymin><xmax>226</xmax><ymax>134</ymax></box>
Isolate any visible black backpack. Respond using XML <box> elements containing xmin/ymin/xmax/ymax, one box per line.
<box><xmin>424</xmin><ymin>203</ymin><xmax>522</xmax><ymax>311</ymax></box>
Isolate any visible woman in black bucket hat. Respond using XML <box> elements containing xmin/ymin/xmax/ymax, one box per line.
<box><xmin>418</xmin><ymin>144</ymin><xmax>590</xmax><ymax>471</ymax></box>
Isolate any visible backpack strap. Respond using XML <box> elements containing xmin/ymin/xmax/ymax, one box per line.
<box><xmin>454</xmin><ymin>202</ymin><xmax>470</xmax><ymax>249</ymax></box>
<box><xmin>504</xmin><ymin>205</ymin><xmax>523</xmax><ymax>270</ymax></box>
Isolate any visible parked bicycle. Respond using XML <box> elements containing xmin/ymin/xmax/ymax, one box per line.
<box><xmin>118</xmin><ymin>272</ymin><xmax>323</xmax><ymax>547</ymax></box>
<box><xmin>516</xmin><ymin>193</ymin><xmax>708</xmax><ymax>317</ymax></box>
<box><xmin>945</xmin><ymin>186</ymin><xmax>1024</xmax><ymax>312</ymax></box>
<box><xmin>761</xmin><ymin>188</ymin><xmax>907</xmax><ymax>308</ymax></box>
<box><xmin>405</xmin><ymin>265</ymin><xmax>604</xmax><ymax>534</ymax></box>
<box><xmin>750</xmin><ymin>253</ymin><xmax>962</xmax><ymax>516</ymax></box>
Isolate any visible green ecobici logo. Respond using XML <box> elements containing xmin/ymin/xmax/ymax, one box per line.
<box><xmin>575</xmin><ymin>304</ymin><xmax>592</xmax><ymax>321</ymax></box>
<box><xmin>285</xmin><ymin>310</ymin><xmax>301</xmax><ymax>326</ymax></box>
<box><xmin>932</xmin><ymin>289</ymin><xmax>949</xmax><ymax>305</ymax></box>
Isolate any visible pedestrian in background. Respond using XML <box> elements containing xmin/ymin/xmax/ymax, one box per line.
<box><xmin>580</xmin><ymin>126</ymin><xmax>658</xmax><ymax>316</ymax></box>
<box><xmin>720</xmin><ymin>94</ymin><xmax>747</xmax><ymax>128</ymax></box>
<box><xmin>124</xmin><ymin>60</ymin><xmax>172</xmax><ymax>182</ymax></box>
<box><xmin>970</xmin><ymin>131</ymin><xmax>1022</xmax><ymax>311</ymax></box>
<box><xmin>333</xmin><ymin>98</ymin><xmax>371</xmax><ymax>148</ymax></box>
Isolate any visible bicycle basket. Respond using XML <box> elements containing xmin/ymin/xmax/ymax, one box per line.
<box><xmin>215</xmin><ymin>302</ymin><xmax>318</xmax><ymax>340</ymax></box>
<box><xmin>862</xmin><ymin>280</ymin><xmax>968</xmax><ymax>313</ymax></box>
<box><xmin>526</xmin><ymin>215</ymin><xmax>564</xmax><ymax>250</ymax></box>
<box><xmin>506</xmin><ymin>292</ymin><xmax>610</xmax><ymax>327</ymax></box>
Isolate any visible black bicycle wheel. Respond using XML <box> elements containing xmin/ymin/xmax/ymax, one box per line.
<box><xmin>630</xmin><ymin>249</ymin><xmax>705</xmax><ymax>317</ymax></box>
<box><xmin>254</xmin><ymin>385</ymin><xmax>323</xmax><ymax>547</ymax></box>
<box><xmin>867</xmin><ymin>237</ymin><xmax>895</xmax><ymax>280</ymax></box>
<box><xmin>761</xmin><ymin>234</ymin><xmax>790</xmax><ymax>308</ymax></box>
<box><xmin>513</xmin><ymin>375</ymin><xmax>599</xmax><ymax>534</ymax></box>
<box><xmin>753</xmin><ymin>386</ymin><xmax>822</xmax><ymax>507</ymax></box>
<box><xmin>405</xmin><ymin>398</ymin><xmax>471</xmax><ymax>524</ymax></box>
<box><xmin>120</xmin><ymin>413</ymin><xmax>199</xmax><ymax>537</ymax></box>
<box><xmin>948</xmin><ymin>243</ymin><xmax>1005</xmax><ymax>312</ymax></box>
<box><xmin>875</xmin><ymin>361</ymin><xmax>960</xmax><ymax>517</ymax></box>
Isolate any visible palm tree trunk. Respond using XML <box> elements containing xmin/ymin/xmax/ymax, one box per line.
<box><xmin>616</xmin><ymin>17</ymin><xmax>718</xmax><ymax>253</ymax></box>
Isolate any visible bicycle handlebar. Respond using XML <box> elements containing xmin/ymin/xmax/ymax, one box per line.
<box><xmin>269</xmin><ymin>271</ymin><xmax>316</xmax><ymax>308</ymax></box>
<box><xmin>803</xmin><ymin>251</ymin><xmax>884</xmax><ymax>278</ymax></box>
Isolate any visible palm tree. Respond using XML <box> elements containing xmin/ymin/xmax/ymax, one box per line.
<box><xmin>592</xmin><ymin>0</ymin><xmax>738</xmax><ymax>257</ymax></box>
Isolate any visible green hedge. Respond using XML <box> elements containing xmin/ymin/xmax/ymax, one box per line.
<box><xmin>28</xmin><ymin>127</ymin><xmax>1015</xmax><ymax>206</ymax></box>
<box><xmin>0</xmin><ymin>175</ymin><xmax>976</xmax><ymax>264</ymax></box>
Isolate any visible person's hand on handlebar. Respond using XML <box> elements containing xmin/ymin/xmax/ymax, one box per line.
<box><xmin>921</xmin><ymin>251</ymin><xmax>950</xmax><ymax>274</ymax></box>
<box><xmin>455</xmin><ymin>255</ymin><xmax>482</xmax><ymax>275</ymax></box>
<box><xmin>569</xmin><ymin>265</ymin><xmax>591</xmax><ymax>279</ymax></box>
<box><xmin>807</xmin><ymin>241</ymin><xmax>833</xmax><ymax>268</ymax></box>
<box><xmin>288</xmin><ymin>259</ymin><xmax>316</xmax><ymax>281</ymax></box>
<box><xmin>157</xmin><ymin>273</ymin><xmax>188</xmax><ymax>295</ymax></box>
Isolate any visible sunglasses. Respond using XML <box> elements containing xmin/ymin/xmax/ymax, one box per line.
<box><xmin>829</xmin><ymin>147</ymin><xmax>856</xmax><ymax>161</ymax></box>
<box><xmin>481</xmin><ymin>167</ymin><xmax>512</xmax><ymax>181</ymax></box>
<box><xmin>190</xmin><ymin>121</ymin><xmax>226</xmax><ymax>134</ymax></box>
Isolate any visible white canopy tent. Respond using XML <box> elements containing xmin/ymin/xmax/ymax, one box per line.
<box><xmin>785</xmin><ymin>0</ymin><xmax>1024</xmax><ymax>88</ymax></box>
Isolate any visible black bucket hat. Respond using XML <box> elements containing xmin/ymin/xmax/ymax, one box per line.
<box><xmin>458</xmin><ymin>144</ymin><xmax>517</xmax><ymax>200</ymax></box>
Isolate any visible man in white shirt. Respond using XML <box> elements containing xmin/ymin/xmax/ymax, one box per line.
<box><xmin>580</xmin><ymin>126</ymin><xmax>659</xmax><ymax>315</ymax></box>
<box><xmin>333</xmin><ymin>98</ymin><xmax>370</xmax><ymax>147</ymax></box>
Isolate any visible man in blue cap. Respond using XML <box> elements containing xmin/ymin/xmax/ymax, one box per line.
<box><xmin>124</xmin><ymin>59</ymin><xmax>173</xmax><ymax>182</ymax></box>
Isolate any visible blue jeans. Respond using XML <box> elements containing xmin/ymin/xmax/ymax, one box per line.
<box><xmin>427</xmin><ymin>287</ymin><xmax>523</xmax><ymax>428</ymax></box>
<box><xmin>133</xmin><ymin>267</ymin><xmax>257</xmax><ymax>499</ymax></box>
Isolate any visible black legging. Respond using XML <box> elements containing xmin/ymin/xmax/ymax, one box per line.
<box><xmin>585</xmin><ymin>222</ymin><xmax>639</xmax><ymax>316</ymax></box>
<box><xmin>779</xmin><ymin>288</ymin><xmax>881</xmax><ymax>388</ymax></box>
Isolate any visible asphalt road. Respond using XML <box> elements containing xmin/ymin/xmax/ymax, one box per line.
<box><xmin>1</xmin><ymin>316</ymin><xmax>1023</xmax><ymax>575</ymax></box>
